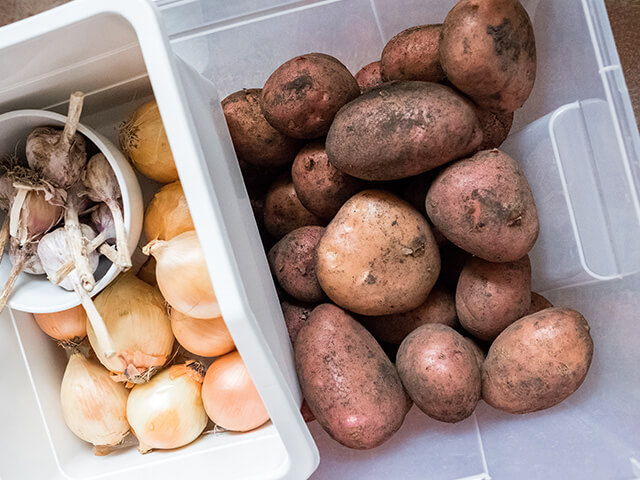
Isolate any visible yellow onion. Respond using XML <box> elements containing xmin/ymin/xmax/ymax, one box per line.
<box><xmin>201</xmin><ymin>351</ymin><xmax>270</xmax><ymax>432</ymax></box>
<box><xmin>170</xmin><ymin>308</ymin><xmax>234</xmax><ymax>357</ymax></box>
<box><xmin>143</xmin><ymin>181</ymin><xmax>194</xmax><ymax>241</ymax></box>
<box><xmin>60</xmin><ymin>352</ymin><xmax>129</xmax><ymax>454</ymax></box>
<box><xmin>119</xmin><ymin>100</ymin><xmax>178</xmax><ymax>184</ymax></box>
<box><xmin>85</xmin><ymin>273</ymin><xmax>174</xmax><ymax>384</ymax></box>
<box><xmin>143</xmin><ymin>231</ymin><xmax>220</xmax><ymax>319</ymax></box>
<box><xmin>33</xmin><ymin>305</ymin><xmax>86</xmax><ymax>347</ymax></box>
<box><xmin>127</xmin><ymin>361</ymin><xmax>208</xmax><ymax>453</ymax></box>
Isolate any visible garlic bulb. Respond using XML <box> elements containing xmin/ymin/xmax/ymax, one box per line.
<box><xmin>127</xmin><ymin>362</ymin><xmax>208</xmax><ymax>453</ymax></box>
<box><xmin>86</xmin><ymin>273</ymin><xmax>174</xmax><ymax>384</ymax></box>
<box><xmin>60</xmin><ymin>352</ymin><xmax>129</xmax><ymax>453</ymax></box>
<box><xmin>143</xmin><ymin>231</ymin><xmax>220</xmax><ymax>319</ymax></box>
<box><xmin>170</xmin><ymin>308</ymin><xmax>235</xmax><ymax>357</ymax></box>
<box><xmin>91</xmin><ymin>203</ymin><xmax>116</xmax><ymax>242</ymax></box>
<box><xmin>201</xmin><ymin>351</ymin><xmax>270</xmax><ymax>432</ymax></box>
<box><xmin>143</xmin><ymin>181</ymin><xmax>194</xmax><ymax>241</ymax></box>
<box><xmin>33</xmin><ymin>305</ymin><xmax>86</xmax><ymax>346</ymax></box>
<box><xmin>9</xmin><ymin>188</ymin><xmax>62</xmax><ymax>246</ymax></box>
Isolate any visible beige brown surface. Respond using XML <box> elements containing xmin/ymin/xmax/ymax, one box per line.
<box><xmin>0</xmin><ymin>0</ymin><xmax>69</xmax><ymax>27</ymax></box>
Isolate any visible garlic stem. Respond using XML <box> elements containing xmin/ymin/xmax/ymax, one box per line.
<box><xmin>0</xmin><ymin>216</ymin><xmax>9</xmax><ymax>265</ymax></box>
<box><xmin>73</xmin><ymin>278</ymin><xmax>114</xmax><ymax>358</ymax></box>
<box><xmin>65</xmin><ymin>186</ymin><xmax>95</xmax><ymax>292</ymax></box>
<box><xmin>61</xmin><ymin>92</ymin><xmax>84</xmax><ymax>151</ymax></box>
<box><xmin>50</xmin><ymin>230</ymin><xmax>116</xmax><ymax>285</ymax></box>
<box><xmin>0</xmin><ymin>248</ymin><xmax>26</xmax><ymax>313</ymax></box>
<box><xmin>105</xmin><ymin>199</ymin><xmax>131</xmax><ymax>270</ymax></box>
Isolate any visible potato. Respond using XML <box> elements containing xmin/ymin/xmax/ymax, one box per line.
<box><xmin>528</xmin><ymin>292</ymin><xmax>553</xmax><ymax>315</ymax></box>
<box><xmin>281</xmin><ymin>300</ymin><xmax>314</xmax><ymax>344</ymax></box>
<box><xmin>263</xmin><ymin>174</ymin><xmax>324</xmax><ymax>239</ymax></box>
<box><xmin>261</xmin><ymin>53</ymin><xmax>360</xmax><ymax>139</ymax></box>
<box><xmin>268</xmin><ymin>226</ymin><xmax>326</xmax><ymax>303</ymax></box>
<box><xmin>397</xmin><ymin>324</ymin><xmax>481</xmax><ymax>423</ymax></box>
<box><xmin>426</xmin><ymin>149</ymin><xmax>539</xmax><ymax>262</ymax></box>
<box><xmin>355</xmin><ymin>61</ymin><xmax>384</xmax><ymax>92</ymax></box>
<box><xmin>360</xmin><ymin>285</ymin><xmax>457</xmax><ymax>345</ymax></box>
<box><xmin>463</xmin><ymin>337</ymin><xmax>486</xmax><ymax>368</ymax></box>
<box><xmin>440</xmin><ymin>0</ymin><xmax>536</xmax><ymax>113</ymax></box>
<box><xmin>380</xmin><ymin>25</ymin><xmax>445</xmax><ymax>82</ymax></box>
<box><xmin>456</xmin><ymin>255</ymin><xmax>531</xmax><ymax>341</ymax></box>
<box><xmin>316</xmin><ymin>190</ymin><xmax>440</xmax><ymax>316</ymax></box>
<box><xmin>295</xmin><ymin>304</ymin><xmax>408</xmax><ymax>449</ymax></box>
<box><xmin>475</xmin><ymin>107</ymin><xmax>514</xmax><ymax>150</ymax></box>
<box><xmin>291</xmin><ymin>141</ymin><xmax>367</xmax><ymax>220</ymax></box>
<box><xmin>326</xmin><ymin>81</ymin><xmax>482</xmax><ymax>181</ymax></box>
<box><xmin>482</xmin><ymin>307</ymin><xmax>594</xmax><ymax>414</ymax></box>
<box><xmin>222</xmin><ymin>89</ymin><xmax>300</xmax><ymax>167</ymax></box>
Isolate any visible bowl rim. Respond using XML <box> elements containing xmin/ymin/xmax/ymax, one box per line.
<box><xmin>0</xmin><ymin>108</ymin><xmax>142</xmax><ymax>313</ymax></box>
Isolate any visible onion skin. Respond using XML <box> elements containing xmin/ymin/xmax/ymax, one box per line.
<box><xmin>170</xmin><ymin>309</ymin><xmax>235</xmax><ymax>357</ymax></box>
<box><xmin>33</xmin><ymin>305</ymin><xmax>86</xmax><ymax>344</ymax></box>
<box><xmin>144</xmin><ymin>231</ymin><xmax>220</xmax><ymax>319</ymax></box>
<box><xmin>60</xmin><ymin>353</ymin><xmax>129</xmax><ymax>451</ymax></box>
<box><xmin>202</xmin><ymin>351</ymin><xmax>270</xmax><ymax>432</ymax></box>
<box><xmin>85</xmin><ymin>273</ymin><xmax>174</xmax><ymax>383</ymax></box>
<box><xmin>143</xmin><ymin>181</ymin><xmax>194</xmax><ymax>241</ymax></box>
<box><xmin>119</xmin><ymin>101</ymin><xmax>178</xmax><ymax>184</ymax></box>
<box><xmin>127</xmin><ymin>362</ymin><xmax>208</xmax><ymax>453</ymax></box>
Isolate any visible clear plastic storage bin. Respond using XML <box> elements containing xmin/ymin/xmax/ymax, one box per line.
<box><xmin>0</xmin><ymin>0</ymin><xmax>639</xmax><ymax>479</ymax></box>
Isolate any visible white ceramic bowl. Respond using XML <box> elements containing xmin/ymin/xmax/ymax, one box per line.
<box><xmin>0</xmin><ymin>110</ymin><xmax>143</xmax><ymax>313</ymax></box>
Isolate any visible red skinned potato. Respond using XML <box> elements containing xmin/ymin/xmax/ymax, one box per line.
<box><xmin>261</xmin><ymin>53</ymin><xmax>360</xmax><ymax>139</ymax></box>
<box><xmin>355</xmin><ymin>61</ymin><xmax>384</xmax><ymax>92</ymax></box>
<box><xmin>426</xmin><ymin>149</ymin><xmax>539</xmax><ymax>262</ymax></box>
<box><xmin>295</xmin><ymin>304</ymin><xmax>408</xmax><ymax>449</ymax></box>
<box><xmin>327</xmin><ymin>82</ymin><xmax>482</xmax><ymax>181</ymax></box>
<box><xmin>528</xmin><ymin>292</ymin><xmax>553</xmax><ymax>315</ymax></box>
<box><xmin>281</xmin><ymin>300</ymin><xmax>314</xmax><ymax>344</ymax></box>
<box><xmin>464</xmin><ymin>337</ymin><xmax>486</xmax><ymax>368</ymax></box>
<box><xmin>475</xmin><ymin>107</ymin><xmax>514</xmax><ymax>150</ymax></box>
<box><xmin>440</xmin><ymin>0</ymin><xmax>536</xmax><ymax>113</ymax></box>
<box><xmin>316</xmin><ymin>190</ymin><xmax>440</xmax><ymax>316</ymax></box>
<box><xmin>268</xmin><ymin>226</ymin><xmax>326</xmax><ymax>303</ymax></box>
<box><xmin>360</xmin><ymin>285</ymin><xmax>457</xmax><ymax>345</ymax></box>
<box><xmin>381</xmin><ymin>25</ymin><xmax>445</xmax><ymax>82</ymax></box>
<box><xmin>291</xmin><ymin>141</ymin><xmax>367</xmax><ymax>220</ymax></box>
<box><xmin>456</xmin><ymin>255</ymin><xmax>531</xmax><ymax>341</ymax></box>
<box><xmin>222</xmin><ymin>89</ymin><xmax>300</xmax><ymax>167</ymax></box>
<box><xmin>482</xmin><ymin>307</ymin><xmax>593</xmax><ymax>414</ymax></box>
<box><xmin>263</xmin><ymin>174</ymin><xmax>324</xmax><ymax>239</ymax></box>
<box><xmin>397</xmin><ymin>324</ymin><xmax>481</xmax><ymax>423</ymax></box>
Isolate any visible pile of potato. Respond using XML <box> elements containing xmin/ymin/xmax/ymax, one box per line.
<box><xmin>223</xmin><ymin>0</ymin><xmax>594</xmax><ymax>450</ymax></box>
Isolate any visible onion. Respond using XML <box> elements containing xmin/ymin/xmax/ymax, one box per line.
<box><xmin>119</xmin><ymin>101</ymin><xmax>178</xmax><ymax>184</ymax></box>
<box><xmin>126</xmin><ymin>361</ymin><xmax>207</xmax><ymax>453</ymax></box>
<box><xmin>143</xmin><ymin>231</ymin><xmax>220</xmax><ymax>319</ymax></box>
<box><xmin>170</xmin><ymin>308</ymin><xmax>234</xmax><ymax>357</ymax></box>
<box><xmin>201</xmin><ymin>351</ymin><xmax>270</xmax><ymax>432</ymax></box>
<box><xmin>86</xmin><ymin>273</ymin><xmax>174</xmax><ymax>384</ymax></box>
<box><xmin>143</xmin><ymin>181</ymin><xmax>194</xmax><ymax>241</ymax></box>
<box><xmin>33</xmin><ymin>305</ymin><xmax>86</xmax><ymax>347</ymax></box>
<box><xmin>136</xmin><ymin>256</ymin><xmax>156</xmax><ymax>286</ymax></box>
<box><xmin>60</xmin><ymin>352</ymin><xmax>129</xmax><ymax>455</ymax></box>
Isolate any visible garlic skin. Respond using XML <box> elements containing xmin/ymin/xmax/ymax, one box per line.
<box><xmin>38</xmin><ymin>226</ymin><xmax>99</xmax><ymax>291</ymax></box>
<box><xmin>60</xmin><ymin>352</ymin><xmax>129</xmax><ymax>450</ymax></box>
<box><xmin>144</xmin><ymin>231</ymin><xmax>221</xmax><ymax>319</ymax></box>
<box><xmin>10</xmin><ymin>188</ymin><xmax>63</xmax><ymax>246</ymax></box>
<box><xmin>202</xmin><ymin>351</ymin><xmax>270</xmax><ymax>432</ymax></box>
<box><xmin>86</xmin><ymin>273</ymin><xmax>174</xmax><ymax>383</ymax></box>
<box><xmin>10</xmin><ymin>240</ymin><xmax>43</xmax><ymax>275</ymax></box>
<box><xmin>91</xmin><ymin>203</ymin><xmax>116</xmax><ymax>242</ymax></box>
<box><xmin>127</xmin><ymin>362</ymin><xmax>207</xmax><ymax>453</ymax></box>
